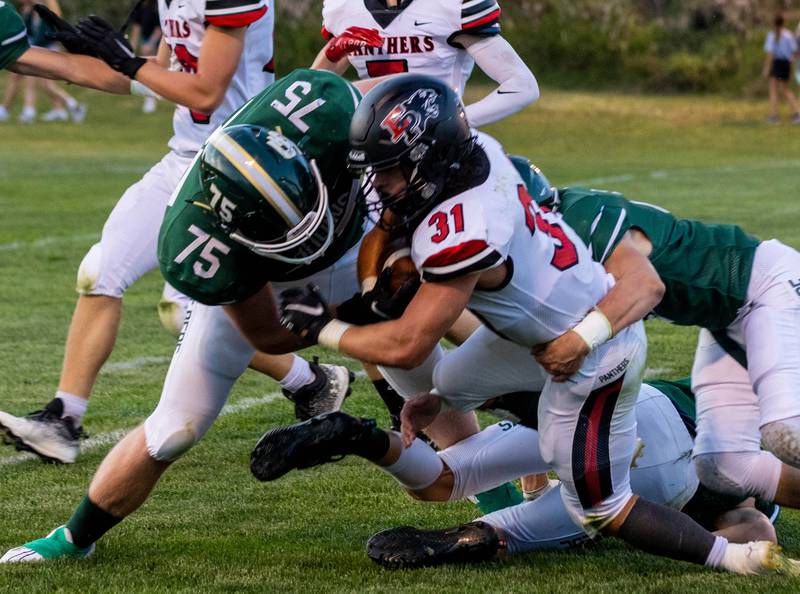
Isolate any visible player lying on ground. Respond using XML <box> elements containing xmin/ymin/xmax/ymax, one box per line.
<box><xmin>276</xmin><ymin>74</ymin><xmax>798</xmax><ymax>575</ymax></box>
<box><xmin>512</xmin><ymin>162</ymin><xmax>800</xmax><ymax>511</ymax></box>
<box><xmin>0</xmin><ymin>3</ymin><xmax>354</xmax><ymax>465</ymax></box>
<box><xmin>314</xmin><ymin>0</ymin><xmax>539</xmax><ymax>128</ymax></box>
<box><xmin>250</xmin><ymin>378</ymin><xmax>781</xmax><ymax>569</ymax></box>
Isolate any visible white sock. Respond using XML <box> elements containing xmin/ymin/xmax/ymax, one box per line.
<box><xmin>704</xmin><ymin>536</ymin><xmax>728</xmax><ymax>568</ymax></box>
<box><xmin>64</xmin><ymin>97</ymin><xmax>78</xmax><ymax>109</ymax></box>
<box><xmin>56</xmin><ymin>391</ymin><xmax>88</xmax><ymax>422</ymax></box>
<box><xmin>381</xmin><ymin>434</ymin><xmax>443</xmax><ymax>491</ymax></box>
<box><xmin>278</xmin><ymin>355</ymin><xmax>315</xmax><ymax>393</ymax></box>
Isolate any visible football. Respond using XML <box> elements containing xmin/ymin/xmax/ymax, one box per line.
<box><xmin>378</xmin><ymin>237</ymin><xmax>420</xmax><ymax>292</ymax></box>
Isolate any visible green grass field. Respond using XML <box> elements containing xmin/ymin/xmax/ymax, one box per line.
<box><xmin>1</xmin><ymin>82</ymin><xmax>799</xmax><ymax>593</ymax></box>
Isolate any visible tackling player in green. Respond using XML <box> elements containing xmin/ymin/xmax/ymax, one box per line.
<box><xmin>513</xmin><ymin>160</ymin><xmax>800</xmax><ymax>515</ymax></box>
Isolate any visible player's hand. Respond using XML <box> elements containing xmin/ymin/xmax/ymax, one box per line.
<box><xmin>279</xmin><ymin>284</ymin><xmax>332</xmax><ymax>343</ymax></box>
<box><xmin>325</xmin><ymin>26</ymin><xmax>383</xmax><ymax>62</ymax></box>
<box><xmin>336</xmin><ymin>270</ymin><xmax>420</xmax><ymax>325</ymax></box>
<box><xmin>400</xmin><ymin>392</ymin><xmax>442</xmax><ymax>448</ymax></box>
<box><xmin>34</xmin><ymin>4</ymin><xmax>94</xmax><ymax>55</ymax></box>
<box><xmin>76</xmin><ymin>15</ymin><xmax>147</xmax><ymax>78</ymax></box>
<box><xmin>532</xmin><ymin>330</ymin><xmax>590</xmax><ymax>382</ymax></box>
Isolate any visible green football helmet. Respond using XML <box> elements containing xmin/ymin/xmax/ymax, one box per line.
<box><xmin>198</xmin><ymin>124</ymin><xmax>333</xmax><ymax>265</ymax></box>
<box><xmin>509</xmin><ymin>155</ymin><xmax>558</xmax><ymax>207</ymax></box>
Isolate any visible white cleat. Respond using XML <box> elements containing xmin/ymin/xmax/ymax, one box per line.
<box><xmin>68</xmin><ymin>102</ymin><xmax>88</xmax><ymax>123</ymax></box>
<box><xmin>0</xmin><ymin>399</ymin><xmax>84</xmax><ymax>464</ymax></box>
<box><xmin>721</xmin><ymin>541</ymin><xmax>800</xmax><ymax>575</ymax></box>
<box><xmin>41</xmin><ymin>108</ymin><xmax>69</xmax><ymax>122</ymax></box>
<box><xmin>1</xmin><ymin>526</ymin><xmax>94</xmax><ymax>563</ymax></box>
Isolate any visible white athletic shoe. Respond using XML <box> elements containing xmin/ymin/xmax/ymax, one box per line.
<box><xmin>41</xmin><ymin>108</ymin><xmax>69</xmax><ymax>122</ymax></box>
<box><xmin>0</xmin><ymin>106</ymin><xmax>9</xmax><ymax>122</ymax></box>
<box><xmin>283</xmin><ymin>360</ymin><xmax>355</xmax><ymax>421</ymax></box>
<box><xmin>0</xmin><ymin>399</ymin><xmax>84</xmax><ymax>463</ymax></box>
<box><xmin>68</xmin><ymin>102</ymin><xmax>88</xmax><ymax>123</ymax></box>
<box><xmin>721</xmin><ymin>541</ymin><xmax>800</xmax><ymax>575</ymax></box>
<box><xmin>0</xmin><ymin>526</ymin><xmax>94</xmax><ymax>563</ymax></box>
<box><xmin>18</xmin><ymin>107</ymin><xmax>36</xmax><ymax>124</ymax></box>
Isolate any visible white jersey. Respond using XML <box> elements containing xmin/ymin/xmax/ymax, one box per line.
<box><xmin>322</xmin><ymin>0</ymin><xmax>501</xmax><ymax>96</ymax></box>
<box><xmin>159</xmin><ymin>0</ymin><xmax>275</xmax><ymax>155</ymax></box>
<box><xmin>411</xmin><ymin>132</ymin><xmax>613</xmax><ymax>347</ymax></box>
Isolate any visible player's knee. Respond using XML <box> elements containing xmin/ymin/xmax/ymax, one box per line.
<box><xmin>76</xmin><ymin>242</ymin><xmax>125</xmax><ymax>297</ymax></box>
<box><xmin>144</xmin><ymin>413</ymin><xmax>198</xmax><ymax>462</ymax></box>
<box><xmin>762</xmin><ymin>418</ymin><xmax>800</xmax><ymax>467</ymax></box>
<box><xmin>694</xmin><ymin>452</ymin><xmax>770</xmax><ymax>499</ymax></box>
<box><xmin>738</xmin><ymin>509</ymin><xmax>777</xmax><ymax>543</ymax></box>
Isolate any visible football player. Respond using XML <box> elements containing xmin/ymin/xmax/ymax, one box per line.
<box><xmin>251</xmin><ymin>377</ymin><xmax>782</xmax><ymax>567</ymax></box>
<box><xmin>315</xmin><ymin>0</ymin><xmax>539</xmax><ymax>127</ymax></box>
<box><xmin>0</xmin><ymin>2</ymin><xmax>351</xmax><ymax>466</ymax></box>
<box><xmin>275</xmin><ymin>74</ymin><xmax>791</xmax><ymax>574</ymax></box>
<box><xmin>510</xmin><ymin>161</ymin><xmax>800</xmax><ymax>513</ymax></box>
<box><xmin>0</xmin><ymin>68</ymin><xmax>481</xmax><ymax>564</ymax></box>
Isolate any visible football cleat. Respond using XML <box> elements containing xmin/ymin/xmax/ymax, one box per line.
<box><xmin>754</xmin><ymin>498</ymin><xmax>781</xmax><ymax>525</ymax></box>
<box><xmin>283</xmin><ymin>359</ymin><xmax>355</xmax><ymax>421</ymax></box>
<box><xmin>251</xmin><ymin>411</ymin><xmax>375</xmax><ymax>482</ymax></box>
<box><xmin>722</xmin><ymin>541</ymin><xmax>800</xmax><ymax>576</ymax></box>
<box><xmin>68</xmin><ymin>102</ymin><xmax>88</xmax><ymax>124</ymax></box>
<box><xmin>472</xmin><ymin>482</ymin><xmax>524</xmax><ymax>514</ymax></box>
<box><xmin>367</xmin><ymin>521</ymin><xmax>501</xmax><ymax>569</ymax></box>
<box><xmin>0</xmin><ymin>398</ymin><xmax>86</xmax><ymax>464</ymax></box>
<box><xmin>0</xmin><ymin>526</ymin><xmax>94</xmax><ymax>563</ymax></box>
<box><xmin>41</xmin><ymin>108</ymin><xmax>69</xmax><ymax>122</ymax></box>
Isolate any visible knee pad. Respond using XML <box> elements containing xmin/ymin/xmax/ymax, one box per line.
<box><xmin>144</xmin><ymin>411</ymin><xmax>198</xmax><ymax>462</ymax></box>
<box><xmin>158</xmin><ymin>285</ymin><xmax>191</xmax><ymax>337</ymax></box>
<box><xmin>76</xmin><ymin>243</ymin><xmax>104</xmax><ymax>295</ymax></box>
<box><xmin>694</xmin><ymin>451</ymin><xmax>781</xmax><ymax>501</ymax></box>
<box><xmin>762</xmin><ymin>418</ymin><xmax>800</xmax><ymax>467</ymax></box>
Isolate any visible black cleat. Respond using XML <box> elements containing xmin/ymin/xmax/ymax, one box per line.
<box><xmin>366</xmin><ymin>521</ymin><xmax>501</xmax><ymax>569</ymax></box>
<box><xmin>283</xmin><ymin>358</ymin><xmax>355</xmax><ymax>421</ymax></box>
<box><xmin>250</xmin><ymin>411</ymin><xmax>376</xmax><ymax>481</ymax></box>
<box><xmin>0</xmin><ymin>398</ymin><xmax>86</xmax><ymax>464</ymax></box>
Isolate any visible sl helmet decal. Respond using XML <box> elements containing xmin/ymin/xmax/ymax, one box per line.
<box><xmin>379</xmin><ymin>88</ymin><xmax>440</xmax><ymax>145</ymax></box>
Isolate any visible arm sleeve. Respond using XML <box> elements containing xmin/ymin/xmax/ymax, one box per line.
<box><xmin>205</xmin><ymin>0</ymin><xmax>268</xmax><ymax>28</ymax></box>
<box><xmin>463</xmin><ymin>35</ymin><xmax>539</xmax><ymax>127</ymax></box>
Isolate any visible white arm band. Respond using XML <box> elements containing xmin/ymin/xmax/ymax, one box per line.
<box><xmin>130</xmin><ymin>80</ymin><xmax>162</xmax><ymax>100</ymax></box>
<box><xmin>317</xmin><ymin>319</ymin><xmax>353</xmax><ymax>351</ymax></box>
<box><xmin>463</xmin><ymin>35</ymin><xmax>540</xmax><ymax>127</ymax></box>
<box><xmin>572</xmin><ymin>309</ymin><xmax>613</xmax><ymax>351</ymax></box>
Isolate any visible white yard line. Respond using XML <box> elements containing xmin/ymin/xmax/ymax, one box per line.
<box><xmin>0</xmin><ymin>391</ymin><xmax>285</xmax><ymax>468</ymax></box>
<box><xmin>103</xmin><ymin>356</ymin><xmax>171</xmax><ymax>373</ymax></box>
<box><xmin>644</xmin><ymin>367</ymin><xmax>674</xmax><ymax>379</ymax></box>
<box><xmin>0</xmin><ymin>233</ymin><xmax>99</xmax><ymax>252</ymax></box>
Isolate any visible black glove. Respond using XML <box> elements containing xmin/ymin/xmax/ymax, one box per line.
<box><xmin>337</xmin><ymin>269</ymin><xmax>421</xmax><ymax>326</ymax></box>
<box><xmin>76</xmin><ymin>15</ymin><xmax>147</xmax><ymax>78</ymax></box>
<box><xmin>279</xmin><ymin>285</ymin><xmax>332</xmax><ymax>343</ymax></box>
<box><xmin>34</xmin><ymin>4</ymin><xmax>94</xmax><ymax>55</ymax></box>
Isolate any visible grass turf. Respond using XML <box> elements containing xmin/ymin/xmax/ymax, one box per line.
<box><xmin>0</xmin><ymin>82</ymin><xmax>799</xmax><ymax>593</ymax></box>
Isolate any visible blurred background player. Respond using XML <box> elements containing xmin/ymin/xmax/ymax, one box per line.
<box><xmin>0</xmin><ymin>0</ymin><xmax>86</xmax><ymax>123</ymax></box>
<box><xmin>762</xmin><ymin>13</ymin><xmax>799</xmax><ymax>124</ymax></box>
<box><xmin>126</xmin><ymin>0</ymin><xmax>161</xmax><ymax>113</ymax></box>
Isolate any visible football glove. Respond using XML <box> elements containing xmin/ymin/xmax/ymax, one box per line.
<box><xmin>337</xmin><ymin>269</ymin><xmax>420</xmax><ymax>325</ymax></box>
<box><xmin>76</xmin><ymin>16</ymin><xmax>147</xmax><ymax>79</ymax></box>
<box><xmin>325</xmin><ymin>26</ymin><xmax>383</xmax><ymax>62</ymax></box>
<box><xmin>34</xmin><ymin>4</ymin><xmax>94</xmax><ymax>56</ymax></box>
<box><xmin>280</xmin><ymin>285</ymin><xmax>332</xmax><ymax>343</ymax></box>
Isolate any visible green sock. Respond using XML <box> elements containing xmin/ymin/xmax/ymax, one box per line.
<box><xmin>473</xmin><ymin>482</ymin><xmax>524</xmax><ymax>515</ymax></box>
<box><xmin>66</xmin><ymin>496</ymin><xmax>123</xmax><ymax>549</ymax></box>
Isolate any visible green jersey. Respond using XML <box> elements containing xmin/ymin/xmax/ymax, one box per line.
<box><xmin>158</xmin><ymin>69</ymin><xmax>365</xmax><ymax>305</ymax></box>
<box><xmin>540</xmin><ymin>187</ymin><xmax>759</xmax><ymax>330</ymax></box>
<box><xmin>0</xmin><ymin>2</ymin><xmax>29</xmax><ymax>71</ymax></box>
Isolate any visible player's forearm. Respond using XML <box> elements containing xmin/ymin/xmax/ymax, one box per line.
<box><xmin>310</xmin><ymin>45</ymin><xmax>349</xmax><ymax>74</ymax></box>
<box><xmin>337</xmin><ymin>320</ymin><xmax>439</xmax><ymax>369</ymax></box>
<box><xmin>595</xmin><ymin>267</ymin><xmax>664</xmax><ymax>335</ymax></box>
<box><xmin>462</xmin><ymin>35</ymin><xmax>539</xmax><ymax>127</ymax></box>
<box><xmin>134</xmin><ymin>64</ymin><xmax>229</xmax><ymax>113</ymax></box>
<box><xmin>10</xmin><ymin>49</ymin><xmax>130</xmax><ymax>94</ymax></box>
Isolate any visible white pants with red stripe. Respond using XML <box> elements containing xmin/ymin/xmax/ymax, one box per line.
<box><xmin>429</xmin><ymin>321</ymin><xmax>647</xmax><ymax>535</ymax></box>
